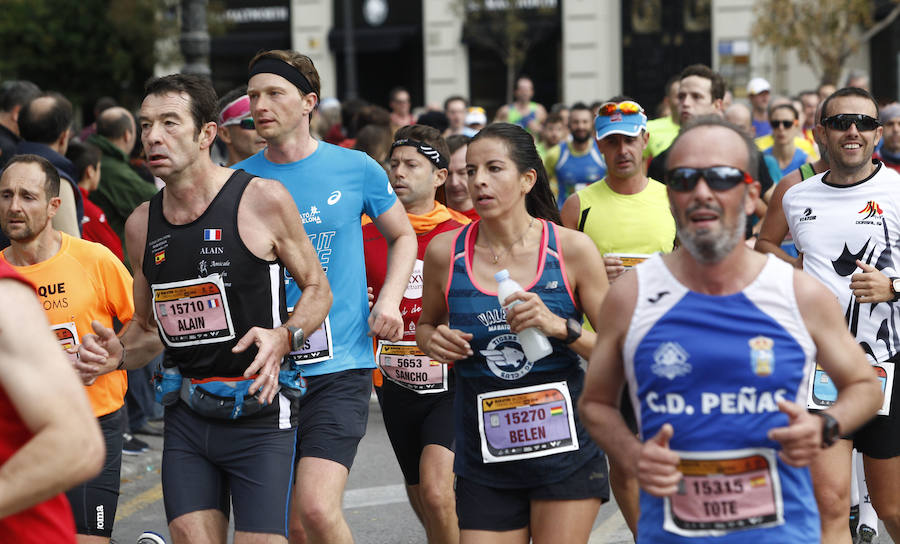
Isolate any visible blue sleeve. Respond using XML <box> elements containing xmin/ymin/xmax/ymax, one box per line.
<box><xmin>362</xmin><ymin>153</ymin><xmax>397</xmax><ymax>219</ymax></box>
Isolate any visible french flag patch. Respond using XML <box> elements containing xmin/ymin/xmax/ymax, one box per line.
<box><xmin>203</xmin><ymin>228</ymin><xmax>222</xmax><ymax>241</ymax></box>
<box><xmin>207</xmin><ymin>299</ymin><xmax>220</xmax><ymax>309</ymax></box>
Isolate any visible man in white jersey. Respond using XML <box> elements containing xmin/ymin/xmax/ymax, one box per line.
<box><xmin>579</xmin><ymin>115</ymin><xmax>881</xmax><ymax>543</ymax></box>
<box><xmin>780</xmin><ymin>86</ymin><xmax>900</xmax><ymax>544</ymax></box>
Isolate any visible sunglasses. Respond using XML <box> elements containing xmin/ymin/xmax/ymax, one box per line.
<box><xmin>598</xmin><ymin>101</ymin><xmax>644</xmax><ymax>116</ymax></box>
<box><xmin>821</xmin><ymin>114</ymin><xmax>881</xmax><ymax>132</ymax></box>
<box><xmin>770</xmin><ymin>120</ymin><xmax>795</xmax><ymax>130</ymax></box>
<box><xmin>238</xmin><ymin>118</ymin><xmax>255</xmax><ymax>130</ymax></box>
<box><xmin>665</xmin><ymin>166</ymin><xmax>753</xmax><ymax>192</ymax></box>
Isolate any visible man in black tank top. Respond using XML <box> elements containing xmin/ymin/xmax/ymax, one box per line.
<box><xmin>78</xmin><ymin>74</ymin><xmax>332</xmax><ymax>542</ymax></box>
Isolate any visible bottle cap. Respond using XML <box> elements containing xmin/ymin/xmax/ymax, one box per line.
<box><xmin>494</xmin><ymin>269</ymin><xmax>510</xmax><ymax>282</ymax></box>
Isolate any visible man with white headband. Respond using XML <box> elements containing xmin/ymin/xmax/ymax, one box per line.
<box><xmin>217</xmin><ymin>87</ymin><xmax>266</xmax><ymax>166</ymax></box>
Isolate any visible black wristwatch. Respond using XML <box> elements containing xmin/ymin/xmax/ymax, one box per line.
<box><xmin>563</xmin><ymin>317</ymin><xmax>582</xmax><ymax>344</ymax></box>
<box><xmin>284</xmin><ymin>325</ymin><xmax>305</xmax><ymax>352</ymax></box>
<box><xmin>815</xmin><ymin>412</ymin><xmax>841</xmax><ymax>448</ymax></box>
<box><xmin>890</xmin><ymin>277</ymin><xmax>900</xmax><ymax>302</ymax></box>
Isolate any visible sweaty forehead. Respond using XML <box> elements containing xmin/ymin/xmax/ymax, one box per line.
<box><xmin>668</xmin><ymin>126</ymin><xmax>748</xmax><ymax>170</ymax></box>
<box><xmin>0</xmin><ymin>162</ymin><xmax>46</xmax><ymax>191</ymax></box>
<box><xmin>825</xmin><ymin>95</ymin><xmax>876</xmax><ymax>118</ymax></box>
<box><xmin>141</xmin><ymin>91</ymin><xmax>192</xmax><ymax>118</ymax></box>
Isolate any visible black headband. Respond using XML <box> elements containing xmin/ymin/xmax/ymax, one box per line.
<box><xmin>391</xmin><ymin>138</ymin><xmax>448</xmax><ymax>170</ymax></box>
<box><xmin>249</xmin><ymin>57</ymin><xmax>316</xmax><ymax>96</ymax></box>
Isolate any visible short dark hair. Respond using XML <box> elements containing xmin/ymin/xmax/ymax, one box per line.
<box><xmin>94</xmin><ymin>96</ymin><xmax>117</xmax><ymax>116</ymax></box>
<box><xmin>446</xmin><ymin>134</ymin><xmax>471</xmax><ymax>155</ymax></box>
<box><xmin>444</xmin><ymin>95</ymin><xmax>468</xmax><ymax>111</ymax></box>
<box><xmin>570</xmin><ymin>102</ymin><xmax>592</xmax><ymax>114</ymax></box>
<box><xmin>0</xmin><ymin>80</ymin><xmax>40</xmax><ymax>113</ymax></box>
<box><xmin>65</xmin><ymin>141</ymin><xmax>102</xmax><ymax>182</ymax></box>
<box><xmin>605</xmin><ymin>95</ymin><xmax>638</xmax><ymax>105</ymax></box>
<box><xmin>3</xmin><ymin>153</ymin><xmax>61</xmax><ymax>199</ymax></box>
<box><xmin>96</xmin><ymin>108</ymin><xmax>134</xmax><ymax>140</ymax></box>
<box><xmin>679</xmin><ymin>64</ymin><xmax>726</xmax><ymax>101</ymax></box>
<box><xmin>768</xmin><ymin>102</ymin><xmax>799</xmax><ymax>120</ymax></box>
<box><xmin>820</xmin><ymin>87</ymin><xmax>879</xmax><ymax>123</ymax></box>
<box><xmin>217</xmin><ymin>86</ymin><xmax>247</xmax><ymax>116</ymax></box>
<box><xmin>393</xmin><ymin>124</ymin><xmax>450</xmax><ymax>167</ymax></box>
<box><xmin>545</xmin><ymin>112</ymin><xmax>564</xmax><ymax>125</ymax></box>
<box><xmin>18</xmin><ymin>92</ymin><xmax>73</xmax><ymax>144</ymax></box>
<box><xmin>144</xmin><ymin>74</ymin><xmax>218</xmax><ymax>135</ymax></box>
<box><xmin>666</xmin><ymin>115</ymin><xmax>759</xmax><ymax>180</ymax></box>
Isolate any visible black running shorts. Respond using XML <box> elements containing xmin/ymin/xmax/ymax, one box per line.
<box><xmin>161</xmin><ymin>401</ymin><xmax>297</xmax><ymax>535</ymax></box>
<box><xmin>66</xmin><ymin>407</ymin><xmax>124</xmax><ymax>537</ymax></box>
<box><xmin>455</xmin><ymin>452</ymin><xmax>609</xmax><ymax>531</ymax></box>
<box><xmin>295</xmin><ymin>368</ymin><xmax>372</xmax><ymax>469</ymax></box>
<box><xmin>381</xmin><ymin>376</ymin><xmax>455</xmax><ymax>485</ymax></box>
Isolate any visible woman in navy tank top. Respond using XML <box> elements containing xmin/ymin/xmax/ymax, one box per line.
<box><xmin>417</xmin><ymin>123</ymin><xmax>611</xmax><ymax>543</ymax></box>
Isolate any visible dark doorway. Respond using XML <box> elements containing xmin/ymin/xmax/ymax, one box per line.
<box><xmin>621</xmin><ymin>0</ymin><xmax>712</xmax><ymax>117</ymax></box>
<box><xmin>210</xmin><ymin>0</ymin><xmax>292</xmax><ymax>96</ymax></box>
<box><xmin>329</xmin><ymin>0</ymin><xmax>424</xmax><ymax>109</ymax></box>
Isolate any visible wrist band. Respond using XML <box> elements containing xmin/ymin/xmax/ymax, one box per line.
<box><xmin>116</xmin><ymin>338</ymin><xmax>127</xmax><ymax>370</ymax></box>
<box><xmin>391</xmin><ymin>138</ymin><xmax>449</xmax><ymax>170</ymax></box>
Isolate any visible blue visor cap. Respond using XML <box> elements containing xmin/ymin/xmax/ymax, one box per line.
<box><xmin>595</xmin><ymin>110</ymin><xmax>648</xmax><ymax>140</ymax></box>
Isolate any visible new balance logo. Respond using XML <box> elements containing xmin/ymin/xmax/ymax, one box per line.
<box><xmin>545</xmin><ymin>281</ymin><xmax>558</xmax><ymax>289</ymax></box>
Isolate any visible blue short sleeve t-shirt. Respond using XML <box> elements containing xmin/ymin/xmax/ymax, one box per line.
<box><xmin>235</xmin><ymin>142</ymin><xmax>397</xmax><ymax>376</ymax></box>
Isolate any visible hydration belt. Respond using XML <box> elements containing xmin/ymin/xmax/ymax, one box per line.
<box><xmin>154</xmin><ymin>363</ymin><xmax>307</xmax><ymax>420</ymax></box>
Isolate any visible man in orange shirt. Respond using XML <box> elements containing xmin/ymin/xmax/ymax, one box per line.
<box><xmin>0</xmin><ymin>154</ymin><xmax>136</xmax><ymax>544</ymax></box>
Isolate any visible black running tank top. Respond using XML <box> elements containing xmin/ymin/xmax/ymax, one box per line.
<box><xmin>142</xmin><ymin>170</ymin><xmax>287</xmax><ymax>378</ymax></box>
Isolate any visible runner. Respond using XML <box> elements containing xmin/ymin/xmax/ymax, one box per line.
<box><xmin>417</xmin><ymin>123</ymin><xmax>610</xmax><ymax>543</ymax></box>
<box><xmin>0</xmin><ymin>173</ymin><xmax>104</xmax><ymax>544</ymax></box>
<box><xmin>364</xmin><ymin>124</ymin><xmax>469</xmax><ymax>543</ymax></box>
<box><xmin>79</xmin><ymin>73</ymin><xmax>332</xmax><ymax>543</ymax></box>
<box><xmin>234</xmin><ymin>49</ymin><xmax>416</xmax><ymax>544</ymax></box>
<box><xmin>560</xmin><ymin>98</ymin><xmax>675</xmax><ymax>537</ymax></box>
<box><xmin>780</xmin><ymin>87</ymin><xmax>900</xmax><ymax>544</ymax></box>
<box><xmin>579</xmin><ymin>115</ymin><xmax>882</xmax><ymax>543</ymax></box>
<box><xmin>0</xmin><ymin>154</ymin><xmax>134</xmax><ymax>543</ymax></box>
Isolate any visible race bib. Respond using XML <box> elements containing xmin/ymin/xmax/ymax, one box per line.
<box><xmin>807</xmin><ymin>362</ymin><xmax>894</xmax><ymax>416</ymax></box>
<box><xmin>152</xmin><ymin>274</ymin><xmax>235</xmax><ymax>347</ymax></box>
<box><xmin>605</xmin><ymin>253</ymin><xmax>652</xmax><ymax>268</ymax></box>
<box><xmin>51</xmin><ymin>322</ymin><xmax>79</xmax><ymax>362</ymax></box>
<box><xmin>664</xmin><ymin>448</ymin><xmax>784</xmax><ymax>537</ymax></box>
<box><xmin>287</xmin><ymin>316</ymin><xmax>334</xmax><ymax>364</ymax></box>
<box><xmin>477</xmin><ymin>381</ymin><xmax>578</xmax><ymax>463</ymax></box>
<box><xmin>377</xmin><ymin>340</ymin><xmax>447</xmax><ymax>393</ymax></box>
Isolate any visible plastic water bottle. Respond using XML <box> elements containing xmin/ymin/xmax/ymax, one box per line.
<box><xmin>495</xmin><ymin>269</ymin><xmax>553</xmax><ymax>362</ymax></box>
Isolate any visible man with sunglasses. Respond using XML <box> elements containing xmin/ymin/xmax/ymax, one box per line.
<box><xmin>216</xmin><ymin>88</ymin><xmax>266</xmax><ymax>166</ymax></box>
<box><xmin>781</xmin><ymin>86</ymin><xmax>900</xmax><ymax>544</ymax></box>
<box><xmin>580</xmin><ymin>114</ymin><xmax>882</xmax><ymax>543</ymax></box>
<box><xmin>560</xmin><ymin>97</ymin><xmax>675</xmax><ymax>538</ymax></box>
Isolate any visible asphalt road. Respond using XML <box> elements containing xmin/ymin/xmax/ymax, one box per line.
<box><xmin>110</xmin><ymin>396</ymin><xmax>888</xmax><ymax>544</ymax></box>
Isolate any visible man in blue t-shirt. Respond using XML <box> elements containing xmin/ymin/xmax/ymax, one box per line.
<box><xmin>234</xmin><ymin>49</ymin><xmax>416</xmax><ymax>544</ymax></box>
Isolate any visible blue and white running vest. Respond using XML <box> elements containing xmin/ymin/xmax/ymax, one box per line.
<box><xmin>446</xmin><ymin>219</ymin><xmax>600</xmax><ymax>488</ymax></box>
<box><xmin>556</xmin><ymin>141</ymin><xmax>606</xmax><ymax>208</ymax></box>
<box><xmin>624</xmin><ymin>254</ymin><xmax>819</xmax><ymax>542</ymax></box>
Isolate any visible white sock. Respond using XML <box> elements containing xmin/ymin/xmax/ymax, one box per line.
<box><xmin>857</xmin><ymin>450</ymin><xmax>879</xmax><ymax>534</ymax></box>
<box><xmin>851</xmin><ymin>449</ymin><xmax>860</xmax><ymax>507</ymax></box>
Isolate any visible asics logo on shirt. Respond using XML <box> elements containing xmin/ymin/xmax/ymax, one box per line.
<box><xmin>328</xmin><ymin>191</ymin><xmax>342</xmax><ymax>205</ymax></box>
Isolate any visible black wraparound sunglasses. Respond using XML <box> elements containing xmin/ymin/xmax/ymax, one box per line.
<box><xmin>665</xmin><ymin>166</ymin><xmax>754</xmax><ymax>192</ymax></box>
<box><xmin>821</xmin><ymin>114</ymin><xmax>881</xmax><ymax>132</ymax></box>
